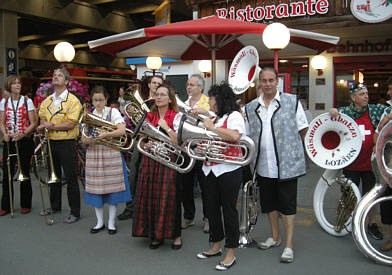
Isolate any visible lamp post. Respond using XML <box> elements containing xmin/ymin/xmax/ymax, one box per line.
<box><xmin>146</xmin><ymin>57</ymin><xmax>162</xmax><ymax>75</ymax></box>
<box><xmin>198</xmin><ymin>60</ymin><xmax>211</xmax><ymax>78</ymax></box>
<box><xmin>262</xmin><ymin>23</ymin><xmax>290</xmax><ymax>72</ymax></box>
<box><xmin>311</xmin><ymin>55</ymin><xmax>327</xmax><ymax>76</ymax></box>
<box><xmin>54</xmin><ymin>42</ymin><xmax>75</xmax><ymax>67</ymax></box>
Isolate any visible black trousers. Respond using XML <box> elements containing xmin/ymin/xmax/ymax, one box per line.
<box><xmin>343</xmin><ymin>170</ymin><xmax>375</xmax><ymax>196</ymax></box>
<box><xmin>1</xmin><ymin>137</ymin><xmax>34</xmax><ymax>211</ymax></box>
<box><xmin>381</xmin><ymin>187</ymin><xmax>392</xmax><ymax>225</ymax></box>
<box><xmin>178</xmin><ymin>160</ymin><xmax>207</xmax><ymax>220</ymax></box>
<box><xmin>49</xmin><ymin>139</ymin><xmax>80</xmax><ymax>217</ymax></box>
<box><xmin>205</xmin><ymin>168</ymin><xmax>242</xmax><ymax>248</ymax></box>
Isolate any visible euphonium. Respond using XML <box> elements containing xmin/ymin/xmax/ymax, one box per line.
<box><xmin>352</xmin><ymin>120</ymin><xmax>392</xmax><ymax>266</ymax></box>
<box><xmin>136</xmin><ymin>120</ymin><xmax>195</xmax><ymax>174</ymax></box>
<box><xmin>175</xmin><ymin>95</ymin><xmax>208</xmax><ymax>126</ymax></box>
<box><xmin>239</xmin><ymin>175</ymin><xmax>259</xmax><ymax>247</ymax></box>
<box><xmin>79</xmin><ymin>106</ymin><xmax>134</xmax><ymax>151</ymax></box>
<box><xmin>178</xmin><ymin>120</ymin><xmax>255</xmax><ymax>166</ymax></box>
<box><xmin>124</xmin><ymin>84</ymin><xmax>151</xmax><ymax>127</ymax></box>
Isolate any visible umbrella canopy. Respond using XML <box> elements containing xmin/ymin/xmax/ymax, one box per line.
<box><xmin>88</xmin><ymin>16</ymin><xmax>339</xmax><ymax>83</ymax></box>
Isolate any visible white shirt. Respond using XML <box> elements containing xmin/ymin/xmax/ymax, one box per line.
<box><xmin>51</xmin><ymin>89</ymin><xmax>68</xmax><ymax>109</ymax></box>
<box><xmin>93</xmin><ymin>106</ymin><xmax>124</xmax><ymax>125</ymax></box>
<box><xmin>246</xmin><ymin>92</ymin><xmax>308</xmax><ymax>178</ymax></box>
<box><xmin>202</xmin><ymin>111</ymin><xmax>245</xmax><ymax>177</ymax></box>
<box><xmin>0</xmin><ymin>96</ymin><xmax>35</xmax><ymax>112</ymax></box>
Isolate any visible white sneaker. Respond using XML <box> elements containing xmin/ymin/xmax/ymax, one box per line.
<box><xmin>257</xmin><ymin>237</ymin><xmax>281</xmax><ymax>250</ymax></box>
<box><xmin>280</xmin><ymin>248</ymin><xmax>294</xmax><ymax>263</ymax></box>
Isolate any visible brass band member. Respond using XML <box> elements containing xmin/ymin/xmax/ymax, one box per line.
<box><xmin>132</xmin><ymin>83</ymin><xmax>182</xmax><ymax>250</ymax></box>
<box><xmin>0</xmin><ymin>75</ymin><xmax>37</xmax><ymax>216</ymax></box>
<box><xmin>180</xmin><ymin>74</ymin><xmax>210</xmax><ymax>232</ymax></box>
<box><xmin>196</xmin><ymin>83</ymin><xmax>245</xmax><ymax>271</ymax></box>
<box><xmin>37</xmin><ymin>69</ymin><xmax>82</xmax><ymax>223</ymax></box>
<box><xmin>82</xmin><ymin>86</ymin><xmax>131</xmax><ymax>234</ymax></box>
<box><xmin>245</xmin><ymin>68</ymin><xmax>308</xmax><ymax>263</ymax></box>
<box><xmin>329</xmin><ymin>83</ymin><xmax>387</xmax><ymax>240</ymax></box>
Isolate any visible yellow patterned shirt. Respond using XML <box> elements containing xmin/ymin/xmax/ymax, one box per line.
<box><xmin>39</xmin><ymin>90</ymin><xmax>82</xmax><ymax>140</ymax></box>
<box><xmin>185</xmin><ymin>94</ymin><xmax>210</xmax><ymax>111</ymax></box>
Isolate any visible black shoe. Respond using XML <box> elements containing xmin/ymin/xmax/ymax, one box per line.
<box><xmin>367</xmin><ymin>223</ymin><xmax>383</xmax><ymax>240</ymax></box>
<box><xmin>171</xmin><ymin>239</ymin><xmax>182</xmax><ymax>250</ymax></box>
<box><xmin>118</xmin><ymin>209</ymin><xmax>133</xmax><ymax>220</ymax></box>
<box><xmin>108</xmin><ymin>228</ymin><xmax>117</xmax><ymax>235</ymax></box>
<box><xmin>90</xmin><ymin>225</ymin><xmax>105</xmax><ymax>234</ymax></box>
<box><xmin>149</xmin><ymin>241</ymin><xmax>162</xmax><ymax>249</ymax></box>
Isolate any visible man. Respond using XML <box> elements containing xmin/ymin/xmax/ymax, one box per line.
<box><xmin>179</xmin><ymin>74</ymin><xmax>210</xmax><ymax>232</ymax></box>
<box><xmin>330</xmin><ymin>82</ymin><xmax>387</xmax><ymax>240</ymax></box>
<box><xmin>373</xmin><ymin>77</ymin><xmax>392</xmax><ymax>251</ymax></box>
<box><xmin>37</xmin><ymin>68</ymin><xmax>82</xmax><ymax>223</ymax></box>
<box><xmin>118</xmin><ymin>75</ymin><xmax>163</xmax><ymax>220</ymax></box>
<box><xmin>245</xmin><ymin>67</ymin><xmax>308</xmax><ymax>263</ymax></box>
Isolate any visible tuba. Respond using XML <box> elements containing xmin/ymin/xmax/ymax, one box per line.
<box><xmin>352</xmin><ymin>120</ymin><xmax>392</xmax><ymax>266</ymax></box>
<box><xmin>178</xmin><ymin>120</ymin><xmax>255</xmax><ymax>166</ymax></box>
<box><xmin>304</xmin><ymin>113</ymin><xmax>363</xmax><ymax>236</ymax></box>
<box><xmin>176</xmin><ymin>95</ymin><xmax>208</xmax><ymax>126</ymax></box>
<box><xmin>238</xmin><ymin>174</ymin><xmax>259</xmax><ymax>247</ymax></box>
<box><xmin>136</xmin><ymin>120</ymin><xmax>195</xmax><ymax>174</ymax></box>
<box><xmin>123</xmin><ymin>84</ymin><xmax>152</xmax><ymax>128</ymax></box>
<box><xmin>79</xmin><ymin>106</ymin><xmax>134</xmax><ymax>151</ymax></box>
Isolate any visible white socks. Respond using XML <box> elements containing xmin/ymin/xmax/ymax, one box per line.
<box><xmin>94</xmin><ymin>207</ymin><xmax>104</xmax><ymax>229</ymax></box>
<box><xmin>108</xmin><ymin>204</ymin><xmax>117</xmax><ymax>230</ymax></box>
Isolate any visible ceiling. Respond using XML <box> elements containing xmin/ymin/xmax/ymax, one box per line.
<box><xmin>17</xmin><ymin>0</ymin><xmax>192</xmax><ymax>58</ymax></box>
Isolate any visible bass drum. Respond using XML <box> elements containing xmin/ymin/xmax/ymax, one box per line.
<box><xmin>313</xmin><ymin>169</ymin><xmax>361</xmax><ymax>236</ymax></box>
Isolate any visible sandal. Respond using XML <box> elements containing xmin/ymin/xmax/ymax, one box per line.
<box><xmin>64</xmin><ymin>215</ymin><xmax>80</xmax><ymax>224</ymax></box>
<box><xmin>40</xmin><ymin>208</ymin><xmax>55</xmax><ymax>216</ymax></box>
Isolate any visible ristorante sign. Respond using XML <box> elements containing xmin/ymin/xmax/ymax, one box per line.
<box><xmin>216</xmin><ymin>0</ymin><xmax>329</xmax><ymax>21</ymax></box>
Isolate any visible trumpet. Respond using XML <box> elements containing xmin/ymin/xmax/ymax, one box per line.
<box><xmin>178</xmin><ymin>120</ymin><xmax>255</xmax><ymax>166</ymax></box>
<box><xmin>79</xmin><ymin>106</ymin><xmax>134</xmax><ymax>151</ymax></box>
<box><xmin>137</xmin><ymin>120</ymin><xmax>195</xmax><ymax>174</ymax></box>
<box><xmin>32</xmin><ymin>130</ymin><xmax>58</xmax><ymax>225</ymax></box>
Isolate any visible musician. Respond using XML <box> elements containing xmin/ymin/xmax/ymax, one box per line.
<box><xmin>374</xmin><ymin>77</ymin><xmax>392</xmax><ymax>252</ymax></box>
<box><xmin>132</xmin><ymin>83</ymin><xmax>182</xmax><ymax>250</ymax></box>
<box><xmin>117</xmin><ymin>86</ymin><xmax>127</xmax><ymax>113</ymax></box>
<box><xmin>81</xmin><ymin>86</ymin><xmax>131</xmax><ymax>234</ymax></box>
<box><xmin>179</xmin><ymin>74</ymin><xmax>209</xmax><ymax>232</ymax></box>
<box><xmin>118</xmin><ymin>76</ymin><xmax>163</xmax><ymax>221</ymax></box>
<box><xmin>37</xmin><ymin>68</ymin><xmax>82</xmax><ymax>223</ymax></box>
<box><xmin>0</xmin><ymin>75</ymin><xmax>37</xmax><ymax>216</ymax></box>
<box><xmin>196</xmin><ymin>83</ymin><xmax>245</xmax><ymax>271</ymax></box>
<box><xmin>244</xmin><ymin>67</ymin><xmax>308</xmax><ymax>263</ymax></box>
<box><xmin>329</xmin><ymin>83</ymin><xmax>387</xmax><ymax>240</ymax></box>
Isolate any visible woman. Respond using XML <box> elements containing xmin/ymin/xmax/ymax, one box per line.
<box><xmin>0</xmin><ymin>75</ymin><xmax>37</xmax><ymax>216</ymax></box>
<box><xmin>132</xmin><ymin>83</ymin><xmax>182</xmax><ymax>250</ymax></box>
<box><xmin>117</xmin><ymin>86</ymin><xmax>126</xmax><ymax>113</ymax></box>
<box><xmin>81</xmin><ymin>86</ymin><xmax>131</xmax><ymax>234</ymax></box>
<box><xmin>196</xmin><ymin>83</ymin><xmax>245</xmax><ymax>271</ymax></box>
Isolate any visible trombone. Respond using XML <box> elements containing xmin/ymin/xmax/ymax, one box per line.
<box><xmin>32</xmin><ymin>129</ymin><xmax>59</xmax><ymax>225</ymax></box>
<box><xmin>5</xmin><ymin>127</ymin><xmax>30</xmax><ymax>217</ymax></box>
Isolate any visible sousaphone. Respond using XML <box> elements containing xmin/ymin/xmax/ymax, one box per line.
<box><xmin>304</xmin><ymin>113</ymin><xmax>363</xmax><ymax>236</ymax></box>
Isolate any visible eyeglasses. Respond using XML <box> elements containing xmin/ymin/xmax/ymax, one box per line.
<box><xmin>93</xmin><ymin>99</ymin><xmax>106</xmax><ymax>102</ymax></box>
<box><xmin>153</xmin><ymin>93</ymin><xmax>168</xmax><ymax>98</ymax></box>
<box><xmin>186</xmin><ymin>83</ymin><xmax>199</xmax><ymax>88</ymax></box>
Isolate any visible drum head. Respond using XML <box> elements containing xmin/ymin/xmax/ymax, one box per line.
<box><xmin>304</xmin><ymin>113</ymin><xmax>362</xmax><ymax>169</ymax></box>
<box><xmin>228</xmin><ymin>46</ymin><xmax>259</xmax><ymax>95</ymax></box>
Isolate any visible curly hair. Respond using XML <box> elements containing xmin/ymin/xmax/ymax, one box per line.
<box><xmin>207</xmin><ymin>83</ymin><xmax>240</xmax><ymax>117</ymax></box>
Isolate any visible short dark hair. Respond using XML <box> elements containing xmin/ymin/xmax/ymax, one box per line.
<box><xmin>259</xmin><ymin>67</ymin><xmax>278</xmax><ymax>79</ymax></box>
<box><xmin>387</xmin><ymin>77</ymin><xmax>392</xmax><ymax>86</ymax></box>
<box><xmin>207</xmin><ymin>83</ymin><xmax>240</xmax><ymax>117</ymax></box>
<box><xmin>149</xmin><ymin>75</ymin><xmax>164</xmax><ymax>84</ymax></box>
<box><xmin>5</xmin><ymin>75</ymin><xmax>21</xmax><ymax>92</ymax></box>
<box><xmin>90</xmin><ymin>85</ymin><xmax>109</xmax><ymax>99</ymax></box>
<box><xmin>54</xmin><ymin>68</ymin><xmax>70</xmax><ymax>81</ymax></box>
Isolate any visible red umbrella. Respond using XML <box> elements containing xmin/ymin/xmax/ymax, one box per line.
<box><xmin>88</xmin><ymin>16</ymin><xmax>339</xmax><ymax>83</ymax></box>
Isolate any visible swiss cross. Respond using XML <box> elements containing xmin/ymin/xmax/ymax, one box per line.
<box><xmin>359</xmin><ymin>124</ymin><xmax>371</xmax><ymax>141</ymax></box>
